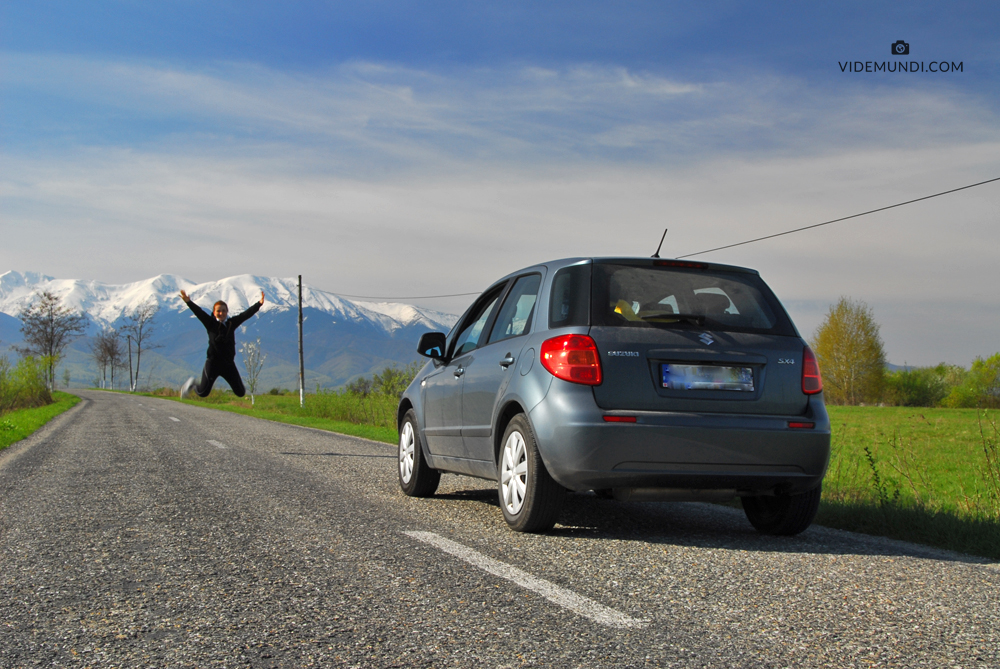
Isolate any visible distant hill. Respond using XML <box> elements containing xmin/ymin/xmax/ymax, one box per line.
<box><xmin>0</xmin><ymin>271</ymin><xmax>460</xmax><ymax>391</ymax></box>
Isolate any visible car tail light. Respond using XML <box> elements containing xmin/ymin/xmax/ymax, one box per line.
<box><xmin>540</xmin><ymin>334</ymin><xmax>602</xmax><ymax>385</ymax></box>
<box><xmin>788</xmin><ymin>421</ymin><xmax>816</xmax><ymax>429</ymax></box>
<box><xmin>802</xmin><ymin>345</ymin><xmax>823</xmax><ymax>395</ymax></box>
<box><xmin>603</xmin><ymin>415</ymin><xmax>636</xmax><ymax>423</ymax></box>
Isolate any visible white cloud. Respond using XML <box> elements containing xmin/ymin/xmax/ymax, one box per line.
<box><xmin>3</xmin><ymin>54</ymin><xmax>999</xmax><ymax>365</ymax></box>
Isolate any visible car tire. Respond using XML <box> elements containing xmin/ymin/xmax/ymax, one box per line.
<box><xmin>498</xmin><ymin>414</ymin><xmax>565</xmax><ymax>532</ymax></box>
<box><xmin>398</xmin><ymin>410</ymin><xmax>440</xmax><ymax>497</ymax></box>
<box><xmin>741</xmin><ymin>485</ymin><xmax>822</xmax><ymax>535</ymax></box>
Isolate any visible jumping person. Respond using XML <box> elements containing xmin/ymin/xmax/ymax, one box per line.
<box><xmin>179</xmin><ymin>289</ymin><xmax>265</xmax><ymax>399</ymax></box>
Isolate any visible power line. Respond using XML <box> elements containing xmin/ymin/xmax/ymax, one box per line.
<box><xmin>678</xmin><ymin>176</ymin><xmax>1000</xmax><ymax>259</ymax></box>
<box><xmin>301</xmin><ymin>176</ymin><xmax>999</xmax><ymax>301</ymax></box>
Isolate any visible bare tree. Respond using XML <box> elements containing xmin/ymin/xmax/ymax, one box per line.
<box><xmin>90</xmin><ymin>328</ymin><xmax>125</xmax><ymax>389</ymax></box>
<box><xmin>239</xmin><ymin>337</ymin><xmax>266</xmax><ymax>405</ymax></box>
<box><xmin>17</xmin><ymin>291</ymin><xmax>88</xmax><ymax>391</ymax></box>
<box><xmin>120</xmin><ymin>298</ymin><xmax>160</xmax><ymax>391</ymax></box>
<box><xmin>107</xmin><ymin>330</ymin><xmax>124</xmax><ymax>390</ymax></box>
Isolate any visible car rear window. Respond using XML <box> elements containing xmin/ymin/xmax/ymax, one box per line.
<box><xmin>591</xmin><ymin>261</ymin><xmax>795</xmax><ymax>335</ymax></box>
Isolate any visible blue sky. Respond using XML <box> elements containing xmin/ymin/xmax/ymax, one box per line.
<box><xmin>2</xmin><ymin>1</ymin><xmax>999</xmax><ymax>365</ymax></box>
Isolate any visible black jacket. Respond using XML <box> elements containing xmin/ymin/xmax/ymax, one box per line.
<box><xmin>185</xmin><ymin>300</ymin><xmax>261</xmax><ymax>363</ymax></box>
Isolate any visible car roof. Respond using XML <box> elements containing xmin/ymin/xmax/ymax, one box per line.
<box><xmin>483</xmin><ymin>257</ymin><xmax>761</xmax><ymax>294</ymax></box>
<box><xmin>536</xmin><ymin>256</ymin><xmax>759</xmax><ymax>275</ymax></box>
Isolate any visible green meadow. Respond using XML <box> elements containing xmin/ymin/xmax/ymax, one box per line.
<box><xmin>818</xmin><ymin>406</ymin><xmax>999</xmax><ymax>559</ymax></box>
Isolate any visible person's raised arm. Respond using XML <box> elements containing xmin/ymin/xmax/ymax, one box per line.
<box><xmin>180</xmin><ymin>289</ymin><xmax>214</xmax><ymax>327</ymax></box>
<box><xmin>231</xmin><ymin>290</ymin><xmax>265</xmax><ymax>327</ymax></box>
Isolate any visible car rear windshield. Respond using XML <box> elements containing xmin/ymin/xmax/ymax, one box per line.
<box><xmin>590</xmin><ymin>261</ymin><xmax>796</xmax><ymax>335</ymax></box>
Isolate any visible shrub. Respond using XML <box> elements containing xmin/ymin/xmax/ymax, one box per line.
<box><xmin>943</xmin><ymin>353</ymin><xmax>1000</xmax><ymax>408</ymax></box>
<box><xmin>0</xmin><ymin>355</ymin><xmax>53</xmax><ymax>414</ymax></box>
<box><xmin>884</xmin><ymin>364</ymin><xmax>958</xmax><ymax>407</ymax></box>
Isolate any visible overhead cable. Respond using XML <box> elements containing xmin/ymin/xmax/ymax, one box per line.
<box><xmin>678</xmin><ymin>176</ymin><xmax>1000</xmax><ymax>259</ymax></box>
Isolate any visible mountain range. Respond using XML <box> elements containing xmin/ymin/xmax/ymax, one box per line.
<box><xmin>0</xmin><ymin>271</ymin><xmax>460</xmax><ymax>392</ymax></box>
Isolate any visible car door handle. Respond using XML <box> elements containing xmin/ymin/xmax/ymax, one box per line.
<box><xmin>454</xmin><ymin>367</ymin><xmax>465</xmax><ymax>378</ymax></box>
<box><xmin>499</xmin><ymin>354</ymin><xmax>515</xmax><ymax>368</ymax></box>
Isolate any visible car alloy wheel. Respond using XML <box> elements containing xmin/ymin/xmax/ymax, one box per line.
<box><xmin>500</xmin><ymin>429</ymin><xmax>528</xmax><ymax>515</ymax></box>
<box><xmin>399</xmin><ymin>420</ymin><xmax>416</xmax><ymax>484</ymax></box>
<box><xmin>397</xmin><ymin>410</ymin><xmax>440</xmax><ymax>497</ymax></box>
<box><xmin>497</xmin><ymin>414</ymin><xmax>564</xmax><ymax>532</ymax></box>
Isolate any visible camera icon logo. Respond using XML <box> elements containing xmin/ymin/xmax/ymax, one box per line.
<box><xmin>891</xmin><ymin>40</ymin><xmax>909</xmax><ymax>56</ymax></box>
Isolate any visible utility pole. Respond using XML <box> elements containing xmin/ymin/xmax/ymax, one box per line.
<box><xmin>127</xmin><ymin>335</ymin><xmax>134</xmax><ymax>392</ymax></box>
<box><xmin>297</xmin><ymin>275</ymin><xmax>305</xmax><ymax>408</ymax></box>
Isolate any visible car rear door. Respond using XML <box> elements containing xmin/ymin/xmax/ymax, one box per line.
<box><xmin>461</xmin><ymin>273</ymin><xmax>542</xmax><ymax>463</ymax></box>
<box><xmin>421</xmin><ymin>284</ymin><xmax>505</xmax><ymax>459</ymax></box>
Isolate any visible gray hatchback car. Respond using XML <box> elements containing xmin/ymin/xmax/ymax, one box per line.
<box><xmin>397</xmin><ymin>257</ymin><xmax>830</xmax><ymax>534</ymax></box>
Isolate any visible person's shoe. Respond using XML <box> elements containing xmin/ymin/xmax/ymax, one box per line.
<box><xmin>180</xmin><ymin>377</ymin><xmax>196</xmax><ymax>399</ymax></box>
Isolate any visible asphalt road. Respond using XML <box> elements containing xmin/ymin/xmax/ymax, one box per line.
<box><xmin>1</xmin><ymin>390</ymin><xmax>997</xmax><ymax>668</ymax></box>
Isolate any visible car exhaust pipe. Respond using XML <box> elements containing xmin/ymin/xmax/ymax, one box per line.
<box><xmin>612</xmin><ymin>488</ymin><xmax>738</xmax><ymax>503</ymax></box>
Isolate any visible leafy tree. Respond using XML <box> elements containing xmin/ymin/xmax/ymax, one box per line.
<box><xmin>17</xmin><ymin>291</ymin><xmax>88</xmax><ymax>391</ymax></box>
<box><xmin>120</xmin><ymin>298</ymin><xmax>160</xmax><ymax>391</ymax></box>
<box><xmin>812</xmin><ymin>297</ymin><xmax>886</xmax><ymax>405</ymax></box>
<box><xmin>942</xmin><ymin>353</ymin><xmax>1000</xmax><ymax>408</ymax></box>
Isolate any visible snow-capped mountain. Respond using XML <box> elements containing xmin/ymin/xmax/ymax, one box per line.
<box><xmin>0</xmin><ymin>271</ymin><xmax>461</xmax><ymax>390</ymax></box>
<box><xmin>0</xmin><ymin>271</ymin><xmax>458</xmax><ymax>334</ymax></box>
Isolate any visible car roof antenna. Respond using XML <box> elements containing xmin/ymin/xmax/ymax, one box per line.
<box><xmin>651</xmin><ymin>228</ymin><xmax>668</xmax><ymax>258</ymax></box>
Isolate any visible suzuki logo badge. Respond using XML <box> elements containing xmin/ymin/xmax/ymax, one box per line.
<box><xmin>699</xmin><ymin>332</ymin><xmax>715</xmax><ymax>346</ymax></box>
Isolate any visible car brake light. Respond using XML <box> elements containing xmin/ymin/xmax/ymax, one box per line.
<box><xmin>802</xmin><ymin>345</ymin><xmax>822</xmax><ymax>395</ymax></box>
<box><xmin>653</xmin><ymin>260</ymin><xmax>706</xmax><ymax>269</ymax></box>
<box><xmin>540</xmin><ymin>334</ymin><xmax>602</xmax><ymax>385</ymax></box>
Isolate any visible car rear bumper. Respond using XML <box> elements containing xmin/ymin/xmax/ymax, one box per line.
<box><xmin>528</xmin><ymin>382</ymin><xmax>831</xmax><ymax>494</ymax></box>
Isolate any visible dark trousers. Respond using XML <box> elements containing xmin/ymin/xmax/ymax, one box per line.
<box><xmin>195</xmin><ymin>359</ymin><xmax>246</xmax><ymax>397</ymax></box>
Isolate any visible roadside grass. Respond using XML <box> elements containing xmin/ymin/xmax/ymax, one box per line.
<box><xmin>151</xmin><ymin>389</ymin><xmax>399</xmax><ymax>444</ymax></box>
<box><xmin>0</xmin><ymin>392</ymin><xmax>81</xmax><ymax>451</ymax></box>
<box><xmin>818</xmin><ymin>406</ymin><xmax>999</xmax><ymax>560</ymax></box>
<box><xmin>139</xmin><ymin>389</ymin><xmax>1000</xmax><ymax>560</ymax></box>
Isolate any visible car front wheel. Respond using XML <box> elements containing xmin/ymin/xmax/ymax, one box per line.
<box><xmin>498</xmin><ymin>414</ymin><xmax>565</xmax><ymax>532</ymax></box>
<box><xmin>398</xmin><ymin>410</ymin><xmax>440</xmax><ymax>497</ymax></box>
<box><xmin>741</xmin><ymin>485</ymin><xmax>822</xmax><ymax>535</ymax></box>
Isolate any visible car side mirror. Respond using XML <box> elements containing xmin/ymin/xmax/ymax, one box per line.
<box><xmin>417</xmin><ymin>332</ymin><xmax>447</xmax><ymax>360</ymax></box>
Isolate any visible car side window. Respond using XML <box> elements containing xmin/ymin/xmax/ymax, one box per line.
<box><xmin>487</xmin><ymin>274</ymin><xmax>541</xmax><ymax>345</ymax></box>
<box><xmin>452</xmin><ymin>287</ymin><xmax>505</xmax><ymax>357</ymax></box>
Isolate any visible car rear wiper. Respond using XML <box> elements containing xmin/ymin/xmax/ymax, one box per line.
<box><xmin>638</xmin><ymin>312</ymin><xmax>706</xmax><ymax>325</ymax></box>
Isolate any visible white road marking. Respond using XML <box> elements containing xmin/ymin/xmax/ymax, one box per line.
<box><xmin>404</xmin><ymin>531</ymin><xmax>646</xmax><ymax>629</ymax></box>
<box><xmin>169</xmin><ymin>417</ymin><xmax>180</xmax><ymax>422</ymax></box>
<box><xmin>207</xmin><ymin>440</ymin><xmax>226</xmax><ymax>449</ymax></box>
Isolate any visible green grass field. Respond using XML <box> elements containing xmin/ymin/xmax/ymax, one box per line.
<box><xmin>825</xmin><ymin>406</ymin><xmax>998</xmax><ymax>513</ymax></box>
<box><xmin>0</xmin><ymin>392</ymin><xmax>81</xmax><ymax>451</ymax></box>
<box><xmin>819</xmin><ymin>406</ymin><xmax>999</xmax><ymax>559</ymax></box>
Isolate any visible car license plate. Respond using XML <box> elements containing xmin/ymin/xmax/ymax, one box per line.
<box><xmin>661</xmin><ymin>363</ymin><xmax>754</xmax><ymax>391</ymax></box>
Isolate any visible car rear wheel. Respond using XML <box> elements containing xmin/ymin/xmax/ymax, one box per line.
<box><xmin>398</xmin><ymin>410</ymin><xmax>440</xmax><ymax>497</ymax></box>
<box><xmin>498</xmin><ymin>414</ymin><xmax>565</xmax><ymax>532</ymax></box>
<box><xmin>741</xmin><ymin>485</ymin><xmax>822</xmax><ymax>535</ymax></box>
